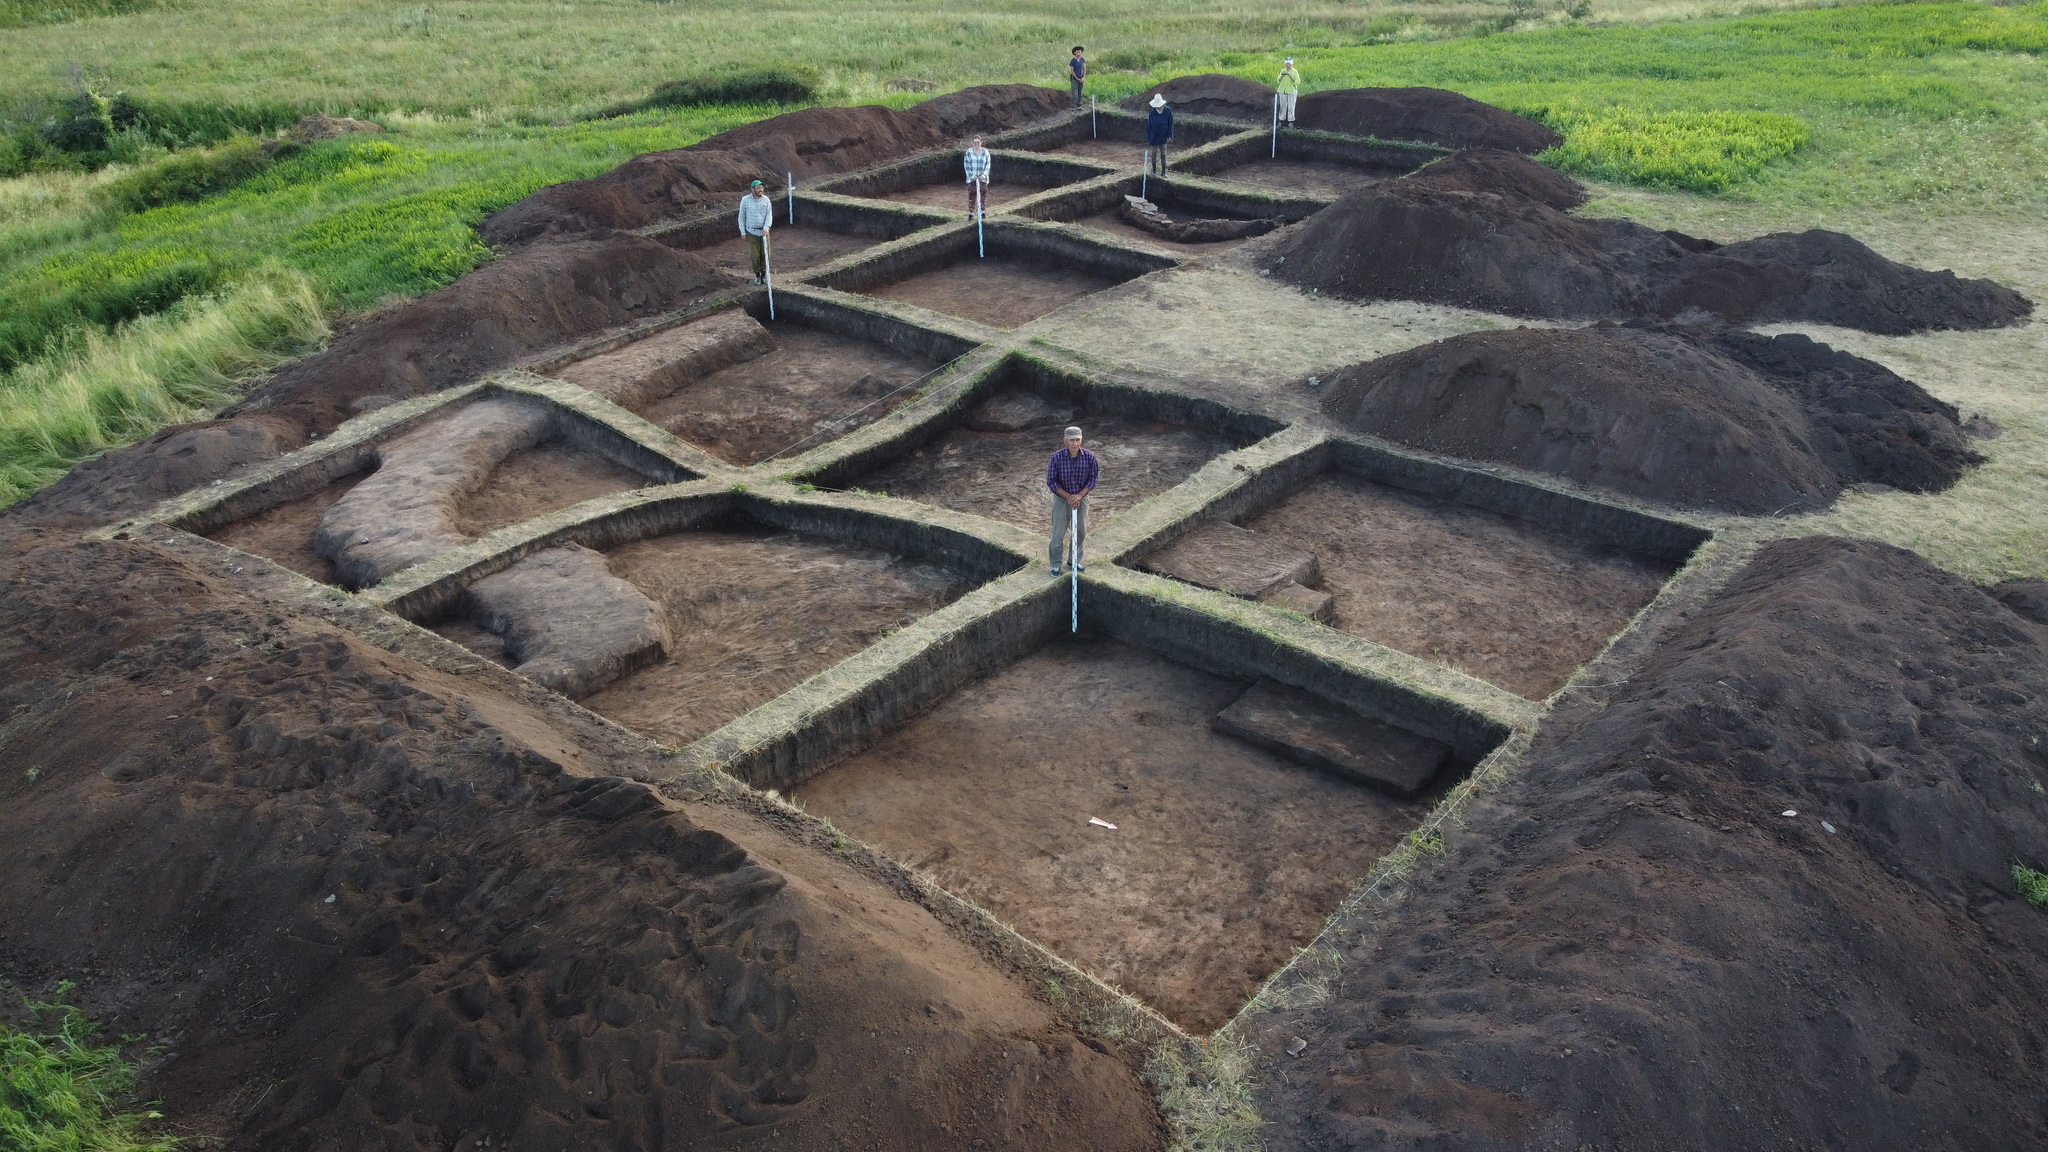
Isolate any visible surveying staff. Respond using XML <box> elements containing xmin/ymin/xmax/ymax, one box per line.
<box><xmin>964</xmin><ymin>136</ymin><xmax>992</xmax><ymax>217</ymax></box>
<box><xmin>1069</xmin><ymin>46</ymin><xmax>1088</xmax><ymax>108</ymax></box>
<box><xmin>1143</xmin><ymin>93</ymin><xmax>1174</xmax><ymax>175</ymax></box>
<box><xmin>738</xmin><ymin>179</ymin><xmax>773</xmax><ymax>284</ymax></box>
<box><xmin>1276</xmin><ymin>58</ymin><xmax>1301</xmax><ymax>128</ymax></box>
<box><xmin>1047</xmin><ymin>425</ymin><xmax>1098</xmax><ymax>576</ymax></box>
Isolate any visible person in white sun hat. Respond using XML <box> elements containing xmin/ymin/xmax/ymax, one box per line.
<box><xmin>1143</xmin><ymin>92</ymin><xmax>1174</xmax><ymax>176</ymax></box>
<box><xmin>1276</xmin><ymin>57</ymin><xmax>1301</xmax><ymax>129</ymax></box>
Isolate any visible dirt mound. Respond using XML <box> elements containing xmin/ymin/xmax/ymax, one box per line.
<box><xmin>1271</xmin><ymin>184</ymin><xmax>2034</xmax><ymax>334</ymax></box>
<box><xmin>1119</xmin><ymin>74</ymin><xmax>1275</xmax><ymax>121</ymax></box>
<box><xmin>1250</xmin><ymin>535</ymin><xmax>2048</xmax><ymax>1151</ymax></box>
<box><xmin>1323</xmin><ymin>323</ymin><xmax>1979</xmax><ymax>513</ymax></box>
<box><xmin>1661</xmin><ymin>229</ymin><xmax>2036</xmax><ymax>336</ymax></box>
<box><xmin>13</xmin><ymin>231</ymin><xmax>724</xmax><ymax>532</ymax></box>
<box><xmin>1408</xmin><ymin>147</ymin><xmax>1586</xmax><ymax>210</ymax></box>
<box><xmin>1295</xmin><ymin>87</ymin><xmax>1560</xmax><ymax>153</ymax></box>
<box><xmin>1993</xmin><ymin>579</ymin><xmax>2048</xmax><ymax>625</ymax></box>
<box><xmin>1322</xmin><ymin>325</ymin><xmax>1840</xmax><ymax>514</ymax></box>
<box><xmin>0</xmin><ymin>532</ymin><xmax>1166</xmax><ymax>1152</ymax></box>
<box><xmin>483</xmin><ymin>85</ymin><xmax>1068</xmax><ymax>245</ymax></box>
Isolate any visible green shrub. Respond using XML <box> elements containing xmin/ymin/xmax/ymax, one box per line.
<box><xmin>95</xmin><ymin>137</ymin><xmax>274</xmax><ymax>214</ymax></box>
<box><xmin>1534</xmin><ymin>107</ymin><xmax>1810</xmax><ymax>191</ymax></box>
<box><xmin>0</xmin><ymin>983</ymin><xmax>180</xmax><ymax>1151</ymax></box>
<box><xmin>2018</xmin><ymin>863</ymin><xmax>2048</xmax><ymax>909</ymax></box>
<box><xmin>0</xmin><ymin>92</ymin><xmax>307</xmax><ymax>176</ymax></box>
<box><xmin>608</xmin><ymin>66</ymin><xmax>820</xmax><ymax>116</ymax></box>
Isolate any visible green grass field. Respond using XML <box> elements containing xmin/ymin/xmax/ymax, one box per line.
<box><xmin>0</xmin><ymin>0</ymin><xmax>2045</xmax><ymax>508</ymax></box>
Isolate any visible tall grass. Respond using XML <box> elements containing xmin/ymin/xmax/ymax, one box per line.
<box><xmin>0</xmin><ymin>268</ymin><xmax>327</xmax><ymax>506</ymax></box>
<box><xmin>0</xmin><ymin>984</ymin><xmax>179</xmax><ymax>1152</ymax></box>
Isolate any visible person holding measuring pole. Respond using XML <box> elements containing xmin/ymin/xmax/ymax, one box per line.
<box><xmin>1143</xmin><ymin>93</ymin><xmax>1174</xmax><ymax>176</ymax></box>
<box><xmin>964</xmin><ymin>135</ymin><xmax>992</xmax><ymax>218</ymax></box>
<box><xmin>1275</xmin><ymin>58</ymin><xmax>1301</xmax><ymax>130</ymax></box>
<box><xmin>1046</xmin><ymin>426</ymin><xmax>1098</xmax><ymax>577</ymax></box>
<box><xmin>738</xmin><ymin>179</ymin><xmax>773</xmax><ymax>284</ymax></box>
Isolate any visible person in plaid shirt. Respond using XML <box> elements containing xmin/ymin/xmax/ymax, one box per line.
<box><xmin>1046</xmin><ymin>425</ymin><xmax>1099</xmax><ymax>576</ymax></box>
<box><xmin>963</xmin><ymin>136</ymin><xmax>992</xmax><ymax>218</ymax></box>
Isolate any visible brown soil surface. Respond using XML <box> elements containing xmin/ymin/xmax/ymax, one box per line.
<box><xmin>451</xmin><ymin>438</ymin><xmax>648</xmax><ymax>538</ymax></box>
<box><xmin>637</xmin><ymin>324</ymin><xmax>940</xmax><ymax>465</ymax></box>
<box><xmin>0</xmin><ymin>531</ymin><xmax>1166</xmax><ymax>1152</ymax></box>
<box><xmin>794</xmin><ymin>636</ymin><xmax>1432</xmax><ymax>1032</ymax></box>
<box><xmin>1248</xmin><ymin>536</ymin><xmax>2048</xmax><ymax>1151</ymax></box>
<box><xmin>1270</xmin><ymin>183</ymin><xmax>2033</xmax><ymax>334</ymax></box>
<box><xmin>1035</xmin><ymin>137</ymin><xmax>1149</xmax><ymax>165</ymax></box>
<box><xmin>684</xmin><ymin>220</ymin><xmax>880</xmax><ymax>276</ymax></box>
<box><xmin>861</xmin><ymin>412</ymin><xmax>1236</xmax><ymax>529</ymax></box>
<box><xmin>1296</xmin><ymin>87</ymin><xmax>1561</xmax><ymax>153</ymax></box>
<box><xmin>1323</xmin><ymin>324</ymin><xmax>1980</xmax><ymax>514</ymax></box>
<box><xmin>1122</xmin><ymin>74</ymin><xmax>1276</xmax><ymax>122</ymax></box>
<box><xmin>573</xmin><ymin>526</ymin><xmax>973</xmax><ymax>747</ymax></box>
<box><xmin>860</xmin><ymin>258</ymin><xmax>1121</xmax><ymax>329</ymax></box>
<box><xmin>1410</xmin><ymin>147</ymin><xmax>1587</xmax><ymax>210</ymax></box>
<box><xmin>1993</xmin><ymin>579</ymin><xmax>2048</xmax><ymax>625</ymax></box>
<box><xmin>484</xmin><ymin>86</ymin><xmax>1070</xmax><ymax>245</ymax></box>
<box><xmin>1240</xmin><ymin>473</ymin><xmax>1676</xmax><ymax>698</ymax></box>
<box><xmin>1209</xmin><ymin>157</ymin><xmax>1391</xmax><ymax>199</ymax></box>
<box><xmin>203</xmin><ymin>468</ymin><xmax>371</xmax><ymax>585</ymax></box>
<box><xmin>861</xmin><ymin>179</ymin><xmax>1045</xmax><ymax>212</ymax></box>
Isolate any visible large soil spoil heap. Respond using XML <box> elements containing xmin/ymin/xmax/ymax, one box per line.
<box><xmin>1321</xmin><ymin>323</ymin><xmax>1981</xmax><ymax>514</ymax></box>
<box><xmin>1295</xmin><ymin>86</ymin><xmax>1561</xmax><ymax>152</ymax></box>
<box><xmin>1251</xmin><ymin>537</ymin><xmax>2048</xmax><ymax>1150</ymax></box>
<box><xmin>1120</xmin><ymin>73</ymin><xmax>1277</xmax><ymax>121</ymax></box>
<box><xmin>1270</xmin><ymin>168</ymin><xmax>2033</xmax><ymax>334</ymax></box>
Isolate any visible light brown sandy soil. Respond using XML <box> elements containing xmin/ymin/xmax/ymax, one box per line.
<box><xmin>203</xmin><ymin>468</ymin><xmax>371</xmax><ymax>584</ymax></box>
<box><xmin>1244</xmin><ymin>473</ymin><xmax>1676</xmax><ymax>698</ymax></box>
<box><xmin>1035</xmin><ymin>138</ymin><xmax>1150</xmax><ymax>165</ymax></box>
<box><xmin>862</xmin><ymin>258</ymin><xmax>1122</xmax><ymax>329</ymax></box>
<box><xmin>686</xmin><ymin>221</ymin><xmax>884</xmax><ymax>277</ymax></box>
<box><xmin>638</xmin><ymin>324</ymin><xmax>940</xmax><ymax>465</ymax></box>
<box><xmin>451</xmin><ymin>438</ymin><xmax>648</xmax><ymax>538</ymax></box>
<box><xmin>575</xmin><ymin>527</ymin><xmax>973</xmax><ymax>746</ymax></box>
<box><xmin>794</xmin><ymin>636</ymin><xmax>1431</xmax><ymax>1033</ymax></box>
<box><xmin>1210</xmin><ymin>158</ymin><xmax>1391</xmax><ymax>199</ymax></box>
<box><xmin>863</xmin><ymin>179</ymin><xmax>1045</xmax><ymax>212</ymax></box>
<box><xmin>860</xmin><ymin>413</ymin><xmax>1237</xmax><ymax>531</ymax></box>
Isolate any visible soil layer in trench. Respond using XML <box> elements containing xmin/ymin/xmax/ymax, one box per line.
<box><xmin>683</xmin><ymin>221</ymin><xmax>882</xmax><ymax>277</ymax></box>
<box><xmin>1209</xmin><ymin>158</ymin><xmax>1393</xmax><ymax>199</ymax></box>
<box><xmin>860</xmin><ymin>258</ymin><xmax>1122</xmax><ymax>329</ymax></box>
<box><xmin>1072</xmin><ymin>206</ymin><xmax>1265</xmax><ymax>253</ymax></box>
<box><xmin>1243</xmin><ymin>473</ymin><xmax>1677</xmax><ymax>698</ymax></box>
<box><xmin>203</xmin><ymin>468</ymin><xmax>371</xmax><ymax>585</ymax></box>
<box><xmin>860</xmin><ymin>179</ymin><xmax>1050</xmax><ymax>212</ymax></box>
<box><xmin>1033</xmin><ymin>138</ymin><xmax>1152</xmax><ymax>165</ymax></box>
<box><xmin>860</xmin><ymin>411</ymin><xmax>1236</xmax><ymax>530</ymax></box>
<box><xmin>576</xmin><ymin>526</ymin><xmax>973</xmax><ymax>746</ymax></box>
<box><xmin>794</xmin><ymin>635</ymin><xmax>1431</xmax><ymax>1032</ymax></box>
<box><xmin>639</xmin><ymin>324</ymin><xmax>941</xmax><ymax>464</ymax></box>
<box><xmin>453</xmin><ymin>437</ymin><xmax>648</xmax><ymax>538</ymax></box>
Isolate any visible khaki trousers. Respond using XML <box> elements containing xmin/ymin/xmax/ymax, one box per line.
<box><xmin>1049</xmin><ymin>494</ymin><xmax>1089</xmax><ymax>570</ymax></box>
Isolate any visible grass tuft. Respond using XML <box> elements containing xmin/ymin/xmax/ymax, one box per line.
<box><xmin>2018</xmin><ymin>863</ymin><xmax>2048</xmax><ymax>909</ymax></box>
<box><xmin>1146</xmin><ymin>1033</ymin><xmax>1265</xmax><ymax>1152</ymax></box>
<box><xmin>93</xmin><ymin>136</ymin><xmax>274</xmax><ymax>215</ymax></box>
<box><xmin>0</xmin><ymin>982</ymin><xmax>179</xmax><ymax>1152</ymax></box>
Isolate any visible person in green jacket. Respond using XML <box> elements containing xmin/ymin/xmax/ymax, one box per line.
<box><xmin>1276</xmin><ymin>58</ymin><xmax>1301</xmax><ymax>129</ymax></box>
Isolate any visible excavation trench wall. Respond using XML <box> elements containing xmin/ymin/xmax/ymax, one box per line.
<box><xmin>643</xmin><ymin>193</ymin><xmax>948</xmax><ymax>251</ymax></box>
<box><xmin>807</xmin><ymin>221</ymin><xmax>1177</xmax><ymax>296</ymax></box>
<box><xmin>993</xmin><ymin>109</ymin><xmax>1239</xmax><ymax>152</ymax></box>
<box><xmin>734</xmin><ymin>291</ymin><xmax>982</xmax><ymax>368</ymax></box>
<box><xmin>1013</xmin><ymin>174</ymin><xmax>1325</xmax><ymax>230</ymax></box>
<box><xmin>812</xmin><ymin>151</ymin><xmax>1112</xmax><ymax>200</ymax></box>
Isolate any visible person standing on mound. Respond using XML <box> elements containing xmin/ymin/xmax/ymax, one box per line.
<box><xmin>1069</xmin><ymin>46</ymin><xmax>1088</xmax><ymax>108</ymax></box>
<box><xmin>1047</xmin><ymin>425</ymin><xmax>1098</xmax><ymax>577</ymax></box>
<box><xmin>964</xmin><ymin>135</ymin><xmax>992</xmax><ymax>218</ymax></box>
<box><xmin>1276</xmin><ymin>58</ymin><xmax>1301</xmax><ymax>129</ymax></box>
<box><xmin>1143</xmin><ymin>93</ymin><xmax>1174</xmax><ymax>175</ymax></box>
<box><xmin>737</xmin><ymin>179</ymin><xmax>773</xmax><ymax>284</ymax></box>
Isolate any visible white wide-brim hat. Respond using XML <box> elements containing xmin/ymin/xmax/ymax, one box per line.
<box><xmin>1150</xmin><ymin>93</ymin><xmax>1166</xmax><ymax>109</ymax></box>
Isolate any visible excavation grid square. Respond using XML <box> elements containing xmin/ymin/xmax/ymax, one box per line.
<box><xmin>681</xmin><ymin>219</ymin><xmax>882</xmax><ymax>277</ymax></box>
<box><xmin>1209</xmin><ymin>157</ymin><xmax>1395</xmax><ymax>199</ymax></box>
<box><xmin>204</xmin><ymin>468</ymin><xmax>371</xmax><ymax>586</ymax></box>
<box><xmin>857</xmin><ymin>254</ymin><xmax>1124</xmax><ymax>330</ymax></box>
<box><xmin>792</xmin><ymin>635</ymin><xmax>1440</xmax><ymax>1032</ymax></box>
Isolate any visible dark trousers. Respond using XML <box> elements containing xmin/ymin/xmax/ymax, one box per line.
<box><xmin>1070</xmin><ymin>77</ymin><xmax>1084</xmax><ymax>108</ymax></box>
<box><xmin>1143</xmin><ymin>143</ymin><xmax>1168</xmax><ymax>175</ymax></box>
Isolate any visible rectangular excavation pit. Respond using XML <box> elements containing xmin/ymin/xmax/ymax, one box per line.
<box><xmin>1135</xmin><ymin>439</ymin><xmax>1710</xmax><ymax>700</ymax></box>
<box><xmin>649</xmin><ymin>194</ymin><xmax>945</xmax><ymax>277</ymax></box>
<box><xmin>553</xmin><ymin>298</ymin><xmax>977</xmax><ymax>466</ymax></box>
<box><xmin>811</xmin><ymin>224</ymin><xmax>1175</xmax><ymax>330</ymax></box>
<box><xmin>998</xmin><ymin>110</ymin><xmax>1237</xmax><ymax>166</ymax></box>
<box><xmin>818</xmin><ymin>150</ymin><xmax>1112</xmax><ymax>213</ymax></box>
<box><xmin>407</xmin><ymin>493</ymin><xmax>1015</xmax><ymax>746</ymax></box>
<box><xmin>195</xmin><ymin>392</ymin><xmax>683</xmax><ymax>586</ymax></box>
<box><xmin>826</xmin><ymin>354</ymin><xmax>1282</xmax><ymax>534</ymax></box>
<box><xmin>1021</xmin><ymin>176</ymin><xmax>1325</xmax><ymax>254</ymax></box>
<box><xmin>786</xmin><ymin>586</ymin><xmax>1505</xmax><ymax>1033</ymax></box>
<box><xmin>1179</xmin><ymin>132</ymin><xmax>1444</xmax><ymax>200</ymax></box>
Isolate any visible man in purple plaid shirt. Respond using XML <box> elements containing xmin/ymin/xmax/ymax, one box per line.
<box><xmin>1046</xmin><ymin>425</ymin><xmax>1098</xmax><ymax>576</ymax></box>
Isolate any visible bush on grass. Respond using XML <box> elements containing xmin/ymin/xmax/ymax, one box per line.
<box><xmin>1534</xmin><ymin>106</ymin><xmax>1810</xmax><ymax>191</ymax></box>
<box><xmin>0</xmin><ymin>983</ymin><xmax>180</xmax><ymax>1151</ymax></box>
<box><xmin>0</xmin><ymin>91</ymin><xmax>307</xmax><ymax>177</ymax></box>
<box><xmin>94</xmin><ymin>136</ymin><xmax>274</xmax><ymax>214</ymax></box>
<box><xmin>2018</xmin><ymin>863</ymin><xmax>2048</xmax><ymax>909</ymax></box>
<box><xmin>602</xmin><ymin>65</ymin><xmax>819</xmax><ymax>117</ymax></box>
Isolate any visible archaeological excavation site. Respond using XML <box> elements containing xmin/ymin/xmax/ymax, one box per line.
<box><xmin>3</xmin><ymin>75</ymin><xmax>2046</xmax><ymax>1152</ymax></box>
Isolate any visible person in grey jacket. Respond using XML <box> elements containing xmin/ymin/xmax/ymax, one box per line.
<box><xmin>737</xmin><ymin>179</ymin><xmax>773</xmax><ymax>284</ymax></box>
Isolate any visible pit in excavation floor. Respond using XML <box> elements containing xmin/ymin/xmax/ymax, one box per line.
<box><xmin>856</xmin><ymin>398</ymin><xmax>1239</xmax><ymax>531</ymax></box>
<box><xmin>203</xmin><ymin>468</ymin><xmax>370</xmax><ymax>585</ymax></box>
<box><xmin>436</xmin><ymin>524</ymin><xmax>975</xmax><ymax>747</ymax></box>
<box><xmin>1146</xmin><ymin>472</ymin><xmax>1679</xmax><ymax>699</ymax></box>
<box><xmin>1207</xmin><ymin>157</ymin><xmax>1393</xmax><ymax>199</ymax></box>
<box><xmin>679</xmin><ymin>219</ymin><xmax>884</xmax><ymax>278</ymax></box>
<box><xmin>792</xmin><ymin>635</ymin><xmax>1448</xmax><ymax>1032</ymax></box>
<box><xmin>858</xmin><ymin>254</ymin><xmax>1123</xmax><ymax>329</ymax></box>
<box><xmin>1067</xmin><ymin>201</ymin><xmax>1277</xmax><ymax>253</ymax></box>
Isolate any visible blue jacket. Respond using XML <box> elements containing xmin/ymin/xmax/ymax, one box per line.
<box><xmin>1145</xmin><ymin>106</ymin><xmax>1174</xmax><ymax>145</ymax></box>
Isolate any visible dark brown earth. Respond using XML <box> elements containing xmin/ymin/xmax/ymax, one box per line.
<box><xmin>795</xmin><ymin>636</ymin><xmax>1435</xmax><ymax>1033</ymax></box>
<box><xmin>859</xmin><ymin>257</ymin><xmax>1121</xmax><ymax>329</ymax></box>
<box><xmin>0</xmin><ymin>531</ymin><xmax>1166</xmax><ymax>1152</ymax></box>
<box><xmin>1409</xmin><ymin>147</ymin><xmax>1587</xmax><ymax>210</ymax></box>
<box><xmin>1268</xmin><ymin>182</ymin><xmax>2034</xmax><ymax>334</ymax></box>
<box><xmin>1238</xmin><ymin>472</ymin><xmax>1677</xmax><ymax>698</ymax></box>
<box><xmin>1209</xmin><ymin>157</ymin><xmax>1392</xmax><ymax>199</ymax></box>
<box><xmin>483</xmin><ymin>86</ymin><xmax>1070</xmax><ymax>245</ymax></box>
<box><xmin>1993</xmin><ymin>579</ymin><xmax>2048</xmax><ymax>625</ymax></box>
<box><xmin>1075</xmin><ymin>205</ymin><xmax>1266</xmax><ymax>252</ymax></box>
<box><xmin>451</xmin><ymin>438</ymin><xmax>650</xmax><ymax>537</ymax></box>
<box><xmin>204</xmin><ymin>468</ymin><xmax>371</xmax><ymax>585</ymax></box>
<box><xmin>681</xmin><ymin>219</ymin><xmax>880</xmax><ymax>277</ymax></box>
<box><xmin>1320</xmin><ymin>324</ymin><xmax>1981</xmax><ymax>514</ymax></box>
<box><xmin>1246</xmin><ymin>536</ymin><xmax>2048</xmax><ymax>1151</ymax></box>
<box><xmin>574</xmin><ymin>526</ymin><xmax>974</xmax><ymax>747</ymax></box>
<box><xmin>635</xmin><ymin>324</ymin><xmax>940</xmax><ymax>465</ymax></box>
<box><xmin>1296</xmin><ymin>87</ymin><xmax>1562</xmax><ymax>153</ymax></box>
<box><xmin>1120</xmin><ymin>74</ymin><xmax>1277</xmax><ymax>122</ymax></box>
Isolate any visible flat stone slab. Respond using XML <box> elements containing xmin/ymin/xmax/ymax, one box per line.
<box><xmin>551</xmin><ymin>309</ymin><xmax>771</xmax><ymax>411</ymax></box>
<box><xmin>1141</xmin><ymin>521</ymin><xmax>1319</xmax><ymax>599</ymax></box>
<box><xmin>1260</xmin><ymin>580</ymin><xmax>1334</xmax><ymax>622</ymax></box>
<box><xmin>465</xmin><ymin>544</ymin><xmax>670</xmax><ymax>700</ymax></box>
<box><xmin>1213</xmin><ymin>680</ymin><xmax>1450</xmax><ymax>798</ymax></box>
